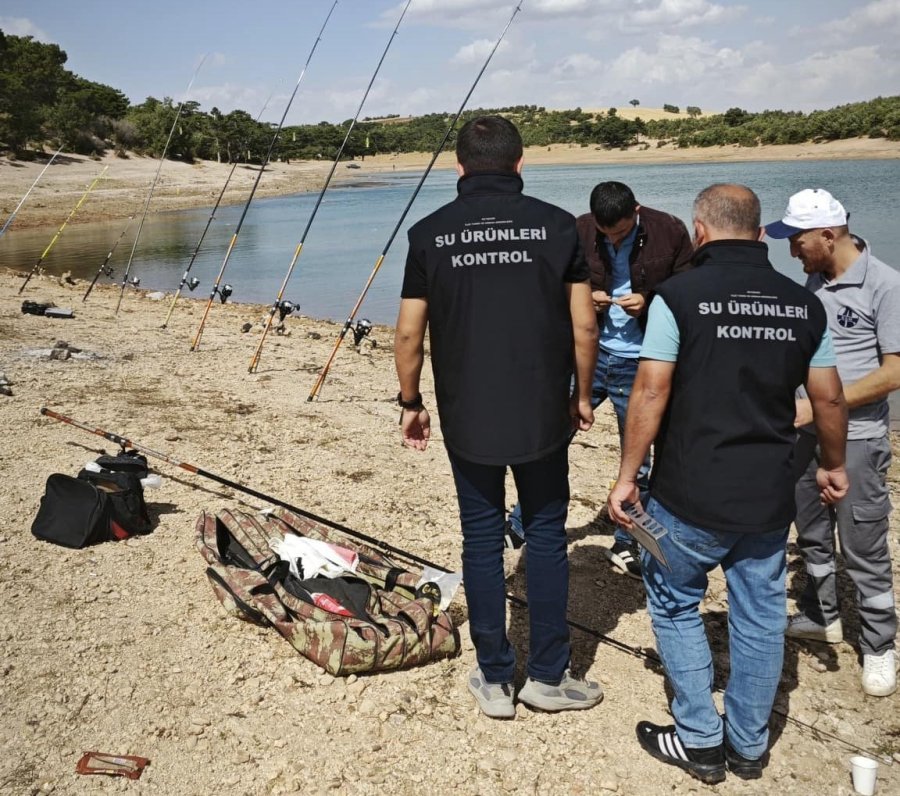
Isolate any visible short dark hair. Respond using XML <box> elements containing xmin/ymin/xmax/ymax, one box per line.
<box><xmin>590</xmin><ymin>182</ymin><xmax>637</xmax><ymax>227</ymax></box>
<box><xmin>693</xmin><ymin>184</ymin><xmax>760</xmax><ymax>238</ymax></box>
<box><xmin>455</xmin><ymin>116</ymin><xmax>523</xmax><ymax>173</ymax></box>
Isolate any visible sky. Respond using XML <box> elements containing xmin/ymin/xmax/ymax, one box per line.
<box><xmin>3</xmin><ymin>0</ymin><xmax>899</xmax><ymax>125</ymax></box>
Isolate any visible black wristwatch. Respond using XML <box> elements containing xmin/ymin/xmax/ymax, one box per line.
<box><xmin>397</xmin><ymin>391</ymin><xmax>424</xmax><ymax>411</ymax></box>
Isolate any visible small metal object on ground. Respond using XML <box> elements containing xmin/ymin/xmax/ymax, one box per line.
<box><xmin>75</xmin><ymin>752</ymin><xmax>150</xmax><ymax>779</ymax></box>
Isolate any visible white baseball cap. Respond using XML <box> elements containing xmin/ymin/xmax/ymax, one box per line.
<box><xmin>765</xmin><ymin>188</ymin><xmax>848</xmax><ymax>239</ymax></box>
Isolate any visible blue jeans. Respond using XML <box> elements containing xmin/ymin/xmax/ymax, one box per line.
<box><xmin>449</xmin><ymin>445</ymin><xmax>570</xmax><ymax>684</ymax></box>
<box><xmin>593</xmin><ymin>350</ymin><xmax>651</xmax><ymax>545</ymax></box>
<box><xmin>644</xmin><ymin>498</ymin><xmax>788</xmax><ymax>759</ymax></box>
<box><xmin>508</xmin><ymin>349</ymin><xmax>651</xmax><ymax>542</ymax></box>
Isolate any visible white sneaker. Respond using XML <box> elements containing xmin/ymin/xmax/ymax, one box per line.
<box><xmin>467</xmin><ymin>667</ymin><xmax>515</xmax><ymax>719</ymax></box>
<box><xmin>861</xmin><ymin>649</ymin><xmax>897</xmax><ymax>697</ymax></box>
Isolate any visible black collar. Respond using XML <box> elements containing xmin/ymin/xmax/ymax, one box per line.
<box><xmin>457</xmin><ymin>172</ymin><xmax>524</xmax><ymax>196</ymax></box>
<box><xmin>693</xmin><ymin>240</ymin><xmax>772</xmax><ymax>268</ymax></box>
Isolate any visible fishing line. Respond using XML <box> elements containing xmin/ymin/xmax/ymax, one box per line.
<box><xmin>82</xmin><ymin>215</ymin><xmax>135</xmax><ymax>301</ymax></box>
<box><xmin>17</xmin><ymin>166</ymin><xmax>109</xmax><ymax>293</ymax></box>
<box><xmin>308</xmin><ymin>2</ymin><xmax>523</xmax><ymax>400</ymax></box>
<box><xmin>161</xmin><ymin>94</ymin><xmax>274</xmax><ymax>329</ymax></box>
<box><xmin>39</xmin><ymin>405</ymin><xmax>893</xmax><ymax>765</ymax></box>
<box><xmin>114</xmin><ymin>55</ymin><xmax>208</xmax><ymax>315</ymax></box>
<box><xmin>1</xmin><ymin>145</ymin><xmax>64</xmax><ymax>237</ymax></box>
<box><xmin>247</xmin><ymin>0</ymin><xmax>414</xmax><ymax>374</ymax></box>
<box><xmin>190</xmin><ymin>0</ymin><xmax>339</xmax><ymax>352</ymax></box>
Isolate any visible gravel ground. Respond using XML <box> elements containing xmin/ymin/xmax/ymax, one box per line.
<box><xmin>0</xmin><ymin>268</ymin><xmax>898</xmax><ymax>795</ymax></box>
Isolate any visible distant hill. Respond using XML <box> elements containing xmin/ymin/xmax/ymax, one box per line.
<box><xmin>580</xmin><ymin>106</ymin><xmax>715</xmax><ymax>122</ymax></box>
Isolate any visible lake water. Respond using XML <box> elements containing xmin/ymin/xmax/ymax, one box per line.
<box><xmin>3</xmin><ymin>157</ymin><xmax>900</xmax><ymax>421</ymax></box>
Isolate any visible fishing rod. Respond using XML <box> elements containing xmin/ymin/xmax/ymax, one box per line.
<box><xmin>161</xmin><ymin>95</ymin><xmax>274</xmax><ymax>329</ymax></box>
<box><xmin>0</xmin><ymin>145</ymin><xmax>64</xmax><ymax>237</ymax></box>
<box><xmin>18</xmin><ymin>166</ymin><xmax>109</xmax><ymax>294</ymax></box>
<box><xmin>39</xmin><ymin>404</ymin><xmax>893</xmax><ymax>766</ymax></box>
<box><xmin>246</xmin><ymin>0</ymin><xmax>414</xmax><ymax>374</ymax></box>
<box><xmin>190</xmin><ymin>0</ymin><xmax>339</xmax><ymax>352</ymax></box>
<box><xmin>114</xmin><ymin>55</ymin><xmax>208</xmax><ymax>316</ymax></box>
<box><xmin>307</xmin><ymin>3</ymin><xmax>523</xmax><ymax>400</ymax></box>
<box><xmin>82</xmin><ymin>215</ymin><xmax>135</xmax><ymax>301</ymax></box>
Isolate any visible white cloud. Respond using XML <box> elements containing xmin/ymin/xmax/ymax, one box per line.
<box><xmin>451</xmin><ymin>37</ymin><xmax>514</xmax><ymax>65</ymax></box>
<box><xmin>551</xmin><ymin>53</ymin><xmax>604</xmax><ymax>79</ymax></box>
<box><xmin>733</xmin><ymin>45</ymin><xmax>900</xmax><ymax>110</ymax></box>
<box><xmin>609</xmin><ymin>34</ymin><xmax>744</xmax><ymax>87</ymax></box>
<box><xmin>0</xmin><ymin>16</ymin><xmax>52</xmax><ymax>40</ymax></box>
<box><xmin>190</xmin><ymin>83</ymin><xmax>273</xmax><ymax>115</ymax></box>
<box><xmin>530</xmin><ymin>0</ymin><xmax>611</xmax><ymax>14</ymax></box>
<box><xmin>623</xmin><ymin>0</ymin><xmax>746</xmax><ymax>31</ymax></box>
<box><xmin>820</xmin><ymin>0</ymin><xmax>900</xmax><ymax>39</ymax></box>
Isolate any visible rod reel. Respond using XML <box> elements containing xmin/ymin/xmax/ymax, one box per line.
<box><xmin>101</xmin><ymin>265</ymin><xmax>115</xmax><ymax>278</ymax></box>
<box><xmin>277</xmin><ymin>300</ymin><xmax>298</xmax><ymax>323</ymax></box>
<box><xmin>127</xmin><ymin>276</ymin><xmax>140</xmax><ymax>289</ymax></box>
<box><xmin>186</xmin><ymin>277</ymin><xmax>200</xmax><ymax>292</ymax></box>
<box><xmin>216</xmin><ymin>283</ymin><xmax>233</xmax><ymax>304</ymax></box>
<box><xmin>352</xmin><ymin>318</ymin><xmax>373</xmax><ymax>347</ymax></box>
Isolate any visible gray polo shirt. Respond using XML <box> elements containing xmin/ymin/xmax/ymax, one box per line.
<box><xmin>806</xmin><ymin>237</ymin><xmax>900</xmax><ymax>440</ymax></box>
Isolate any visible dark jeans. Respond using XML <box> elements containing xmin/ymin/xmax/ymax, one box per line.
<box><xmin>449</xmin><ymin>444</ymin><xmax>571</xmax><ymax>684</ymax></box>
<box><xmin>508</xmin><ymin>350</ymin><xmax>650</xmax><ymax>545</ymax></box>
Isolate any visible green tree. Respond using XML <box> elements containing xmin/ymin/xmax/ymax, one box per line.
<box><xmin>46</xmin><ymin>75</ymin><xmax>129</xmax><ymax>153</ymax></box>
<box><xmin>0</xmin><ymin>31</ymin><xmax>69</xmax><ymax>153</ymax></box>
<box><xmin>723</xmin><ymin>107</ymin><xmax>751</xmax><ymax>127</ymax></box>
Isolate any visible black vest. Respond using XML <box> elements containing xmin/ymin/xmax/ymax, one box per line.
<box><xmin>652</xmin><ymin>241</ymin><xmax>827</xmax><ymax>534</ymax></box>
<box><xmin>402</xmin><ymin>173</ymin><xmax>588</xmax><ymax>465</ymax></box>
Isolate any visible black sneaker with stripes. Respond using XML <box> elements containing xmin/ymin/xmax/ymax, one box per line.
<box><xmin>636</xmin><ymin>721</ymin><xmax>726</xmax><ymax>784</ymax></box>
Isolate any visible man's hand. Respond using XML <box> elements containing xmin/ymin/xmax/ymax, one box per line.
<box><xmin>616</xmin><ymin>293</ymin><xmax>646</xmax><ymax>318</ymax></box>
<box><xmin>794</xmin><ymin>397</ymin><xmax>813</xmax><ymax>427</ymax></box>
<box><xmin>570</xmin><ymin>396</ymin><xmax>594</xmax><ymax>433</ymax></box>
<box><xmin>607</xmin><ymin>478</ymin><xmax>641</xmax><ymax>528</ymax></box>
<box><xmin>400</xmin><ymin>408</ymin><xmax>431</xmax><ymax>451</ymax></box>
<box><xmin>816</xmin><ymin>465</ymin><xmax>849</xmax><ymax>505</ymax></box>
<box><xmin>592</xmin><ymin>290</ymin><xmax>613</xmax><ymax>311</ymax></box>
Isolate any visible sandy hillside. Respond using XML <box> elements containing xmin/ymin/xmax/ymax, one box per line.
<box><xmin>580</xmin><ymin>106</ymin><xmax>716</xmax><ymax>121</ymax></box>
<box><xmin>0</xmin><ymin>268</ymin><xmax>897</xmax><ymax>795</ymax></box>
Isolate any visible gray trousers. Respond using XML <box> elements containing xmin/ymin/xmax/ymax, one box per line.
<box><xmin>793</xmin><ymin>432</ymin><xmax>897</xmax><ymax>655</ymax></box>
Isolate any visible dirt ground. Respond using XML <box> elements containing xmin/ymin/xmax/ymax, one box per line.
<box><xmin>0</xmin><ymin>267</ymin><xmax>898</xmax><ymax>796</ymax></box>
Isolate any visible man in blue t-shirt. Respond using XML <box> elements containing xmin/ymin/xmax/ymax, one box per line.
<box><xmin>608</xmin><ymin>184</ymin><xmax>848</xmax><ymax>784</ymax></box>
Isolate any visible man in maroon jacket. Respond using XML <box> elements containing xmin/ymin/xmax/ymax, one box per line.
<box><xmin>510</xmin><ymin>182</ymin><xmax>692</xmax><ymax>578</ymax></box>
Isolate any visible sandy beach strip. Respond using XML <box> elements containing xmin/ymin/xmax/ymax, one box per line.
<box><xmin>1</xmin><ymin>136</ymin><xmax>898</xmax><ymax>232</ymax></box>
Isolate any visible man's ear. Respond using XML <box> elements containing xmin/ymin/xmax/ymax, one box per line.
<box><xmin>456</xmin><ymin>161</ymin><xmax>465</xmax><ymax>178</ymax></box>
<box><xmin>756</xmin><ymin>226</ymin><xmax>766</xmax><ymax>241</ymax></box>
<box><xmin>515</xmin><ymin>155</ymin><xmax>524</xmax><ymax>175</ymax></box>
<box><xmin>693</xmin><ymin>219</ymin><xmax>707</xmax><ymax>246</ymax></box>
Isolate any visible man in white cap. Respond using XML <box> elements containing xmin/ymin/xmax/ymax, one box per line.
<box><xmin>766</xmin><ymin>188</ymin><xmax>900</xmax><ymax>696</ymax></box>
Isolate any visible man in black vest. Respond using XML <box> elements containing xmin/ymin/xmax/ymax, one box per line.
<box><xmin>608</xmin><ymin>184</ymin><xmax>848</xmax><ymax>782</ymax></box>
<box><xmin>394</xmin><ymin>116</ymin><xmax>602</xmax><ymax>719</ymax></box>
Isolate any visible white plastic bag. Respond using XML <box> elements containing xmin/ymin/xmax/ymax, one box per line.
<box><xmin>270</xmin><ymin>535</ymin><xmax>359</xmax><ymax>580</ymax></box>
<box><xmin>415</xmin><ymin>566</ymin><xmax>463</xmax><ymax>611</ymax></box>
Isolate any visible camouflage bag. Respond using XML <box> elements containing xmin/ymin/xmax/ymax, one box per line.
<box><xmin>195</xmin><ymin>507</ymin><xmax>460</xmax><ymax>676</ymax></box>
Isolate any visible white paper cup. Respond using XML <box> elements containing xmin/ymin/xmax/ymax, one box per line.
<box><xmin>850</xmin><ymin>756</ymin><xmax>878</xmax><ymax>795</ymax></box>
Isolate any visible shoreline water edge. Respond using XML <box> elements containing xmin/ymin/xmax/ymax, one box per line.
<box><xmin>1</xmin><ymin>136</ymin><xmax>899</xmax><ymax>232</ymax></box>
